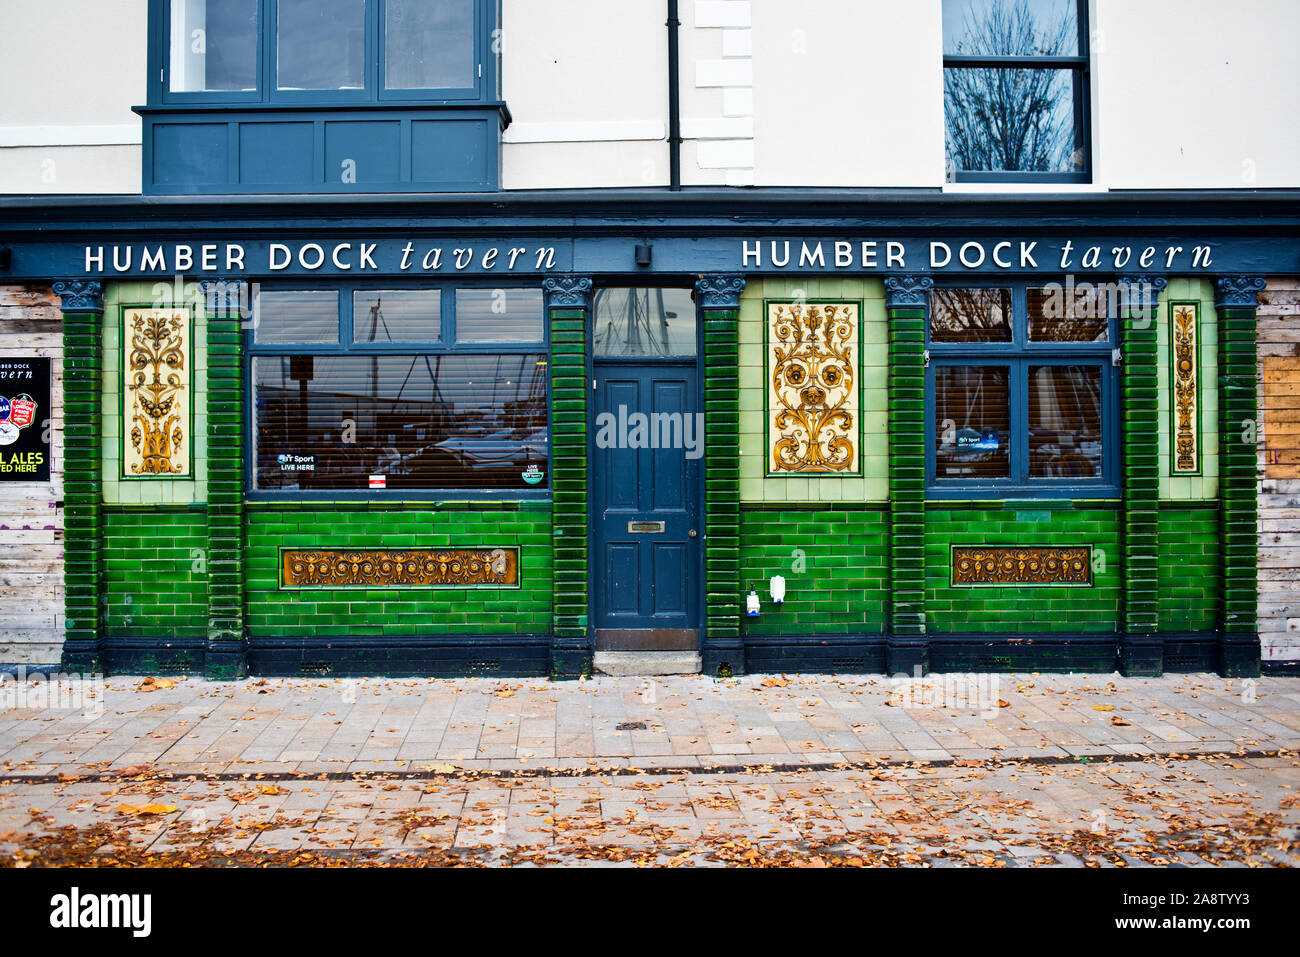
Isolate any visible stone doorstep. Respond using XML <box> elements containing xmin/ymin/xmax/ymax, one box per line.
<box><xmin>593</xmin><ymin>653</ymin><xmax>703</xmax><ymax>677</ymax></box>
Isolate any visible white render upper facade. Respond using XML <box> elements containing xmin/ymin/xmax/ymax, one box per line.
<box><xmin>1</xmin><ymin>0</ymin><xmax>1298</xmax><ymax>195</ymax></box>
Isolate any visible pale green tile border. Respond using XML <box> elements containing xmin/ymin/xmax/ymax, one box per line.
<box><xmin>102</xmin><ymin>282</ymin><xmax>209</xmax><ymax>504</ymax></box>
<box><xmin>738</xmin><ymin>278</ymin><xmax>888</xmax><ymax>502</ymax></box>
<box><xmin>1157</xmin><ymin>278</ymin><xmax>1219</xmax><ymax>500</ymax></box>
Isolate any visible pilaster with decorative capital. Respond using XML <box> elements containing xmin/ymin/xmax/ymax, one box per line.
<box><xmin>546</xmin><ymin>278</ymin><xmax>593</xmax><ymax>676</ymax></box>
<box><xmin>1117</xmin><ymin>275</ymin><xmax>1166</xmax><ymax>675</ymax></box>
<box><xmin>201</xmin><ymin>280</ymin><xmax>248</xmax><ymax>677</ymax></box>
<box><xmin>56</xmin><ymin>280</ymin><xmax>105</xmax><ymax>673</ymax></box>
<box><xmin>1215</xmin><ymin>276</ymin><xmax>1263</xmax><ymax>676</ymax></box>
<box><xmin>696</xmin><ymin>275</ymin><xmax>746</xmax><ymax>675</ymax></box>
<box><xmin>884</xmin><ymin>277</ymin><xmax>930</xmax><ymax>673</ymax></box>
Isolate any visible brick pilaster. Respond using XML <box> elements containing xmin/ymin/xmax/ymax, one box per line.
<box><xmin>201</xmin><ymin>281</ymin><xmax>247</xmax><ymax>678</ymax></box>
<box><xmin>884</xmin><ymin>276</ymin><xmax>931</xmax><ymax>675</ymax></box>
<box><xmin>54</xmin><ymin>280</ymin><xmax>104</xmax><ymax>675</ymax></box>
<box><xmin>543</xmin><ymin>277</ymin><xmax>592</xmax><ymax>678</ymax></box>
<box><xmin>1215</xmin><ymin>276</ymin><xmax>1264</xmax><ymax>677</ymax></box>
<box><xmin>698</xmin><ymin>275</ymin><xmax>745</xmax><ymax>676</ymax></box>
<box><xmin>1120</xmin><ymin>276</ymin><xmax>1166</xmax><ymax>675</ymax></box>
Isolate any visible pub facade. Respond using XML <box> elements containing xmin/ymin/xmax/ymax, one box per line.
<box><xmin>0</xmin><ymin>1</ymin><xmax>1297</xmax><ymax>678</ymax></box>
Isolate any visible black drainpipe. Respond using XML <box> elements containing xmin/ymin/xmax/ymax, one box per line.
<box><xmin>667</xmin><ymin>0</ymin><xmax>681</xmax><ymax>190</ymax></box>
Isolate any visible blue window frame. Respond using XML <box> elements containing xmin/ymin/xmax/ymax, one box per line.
<box><xmin>925</xmin><ymin>283</ymin><xmax>1119</xmax><ymax>498</ymax></box>
<box><xmin>245</xmin><ymin>281</ymin><xmax>550</xmax><ymax>499</ymax></box>
<box><xmin>153</xmin><ymin>0</ymin><xmax>498</xmax><ymax>105</ymax></box>
<box><xmin>941</xmin><ymin>0</ymin><xmax>1091</xmax><ymax>183</ymax></box>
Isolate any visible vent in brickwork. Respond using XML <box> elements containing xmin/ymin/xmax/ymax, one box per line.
<box><xmin>300</xmin><ymin>661</ymin><xmax>332</xmax><ymax>675</ymax></box>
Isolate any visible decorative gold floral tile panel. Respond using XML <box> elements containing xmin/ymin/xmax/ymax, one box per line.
<box><xmin>123</xmin><ymin>306</ymin><xmax>191</xmax><ymax>478</ymax></box>
<box><xmin>1170</xmin><ymin>302</ymin><xmax>1201</xmax><ymax>474</ymax></box>
<box><xmin>766</xmin><ymin>301</ymin><xmax>860</xmax><ymax>474</ymax></box>
<box><xmin>951</xmin><ymin>547</ymin><xmax>1092</xmax><ymax>586</ymax></box>
<box><xmin>281</xmin><ymin>549</ymin><xmax>518</xmax><ymax>588</ymax></box>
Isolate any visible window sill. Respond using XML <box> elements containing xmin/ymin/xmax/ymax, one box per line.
<box><xmin>925</xmin><ymin>486</ymin><xmax>1121</xmax><ymax>500</ymax></box>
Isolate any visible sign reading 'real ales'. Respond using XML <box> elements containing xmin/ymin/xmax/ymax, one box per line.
<box><xmin>0</xmin><ymin>357</ymin><xmax>51</xmax><ymax>482</ymax></box>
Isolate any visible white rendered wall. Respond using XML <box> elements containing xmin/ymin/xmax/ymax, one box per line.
<box><xmin>0</xmin><ymin>0</ymin><xmax>1297</xmax><ymax>194</ymax></box>
<box><xmin>1094</xmin><ymin>0</ymin><xmax>1300</xmax><ymax>189</ymax></box>
<box><xmin>0</xmin><ymin>0</ymin><xmax>146</xmax><ymax>194</ymax></box>
<box><xmin>500</xmin><ymin>0</ymin><xmax>671</xmax><ymax>189</ymax></box>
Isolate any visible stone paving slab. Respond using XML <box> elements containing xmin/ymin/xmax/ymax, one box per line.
<box><xmin>2</xmin><ymin>672</ymin><xmax>1295</xmax><ymax>778</ymax></box>
<box><xmin>8</xmin><ymin>752</ymin><xmax>1294</xmax><ymax>867</ymax></box>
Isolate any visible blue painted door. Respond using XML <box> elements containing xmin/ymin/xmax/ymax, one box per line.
<box><xmin>591</xmin><ymin>361</ymin><xmax>702</xmax><ymax>650</ymax></box>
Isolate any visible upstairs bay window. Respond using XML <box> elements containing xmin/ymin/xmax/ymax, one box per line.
<box><xmin>144</xmin><ymin>0</ymin><xmax>504</xmax><ymax>192</ymax></box>
<box><xmin>164</xmin><ymin>0</ymin><xmax>486</xmax><ymax>101</ymax></box>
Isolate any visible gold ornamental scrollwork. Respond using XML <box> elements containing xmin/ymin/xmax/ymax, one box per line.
<box><xmin>951</xmin><ymin>547</ymin><xmax>1093</xmax><ymax>586</ymax></box>
<box><xmin>281</xmin><ymin>549</ymin><xmax>518</xmax><ymax>588</ymax></box>
<box><xmin>1171</xmin><ymin>303</ymin><xmax>1200</xmax><ymax>474</ymax></box>
<box><xmin>767</xmin><ymin>301</ymin><xmax>860</xmax><ymax>473</ymax></box>
<box><xmin>123</xmin><ymin>307</ymin><xmax>191</xmax><ymax>477</ymax></box>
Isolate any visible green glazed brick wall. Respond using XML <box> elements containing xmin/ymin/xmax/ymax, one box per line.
<box><xmin>244</xmin><ymin>503</ymin><xmax>553</xmax><ymax>637</ymax></box>
<box><xmin>102</xmin><ymin>508</ymin><xmax>209</xmax><ymax>638</ymax></box>
<box><xmin>739</xmin><ymin>505</ymin><xmax>889</xmax><ymax>635</ymax></box>
<box><xmin>924</xmin><ymin>504</ymin><xmax>1122</xmax><ymax>633</ymax></box>
<box><xmin>1157</xmin><ymin>506</ymin><xmax>1221</xmax><ymax>632</ymax></box>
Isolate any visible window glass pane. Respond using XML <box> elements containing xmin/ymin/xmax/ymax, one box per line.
<box><xmin>934</xmin><ymin>365</ymin><xmax>1011</xmax><ymax>479</ymax></box>
<box><xmin>593</xmin><ymin>288</ymin><xmax>697</xmax><ymax>357</ymax></box>
<box><xmin>942</xmin><ymin>0</ymin><xmax>1079</xmax><ymax>56</ymax></box>
<box><xmin>1027</xmin><ymin>286</ymin><xmax>1109</xmax><ymax>342</ymax></box>
<box><xmin>352</xmin><ymin>290</ymin><xmax>441</xmax><ymax>343</ymax></box>
<box><xmin>930</xmin><ymin>289</ymin><xmax>1012</xmax><ymax>343</ymax></box>
<box><xmin>386</xmin><ymin>0</ymin><xmax>476</xmax><ymax>90</ymax></box>
<box><xmin>945</xmin><ymin>66</ymin><xmax>1085</xmax><ymax>174</ymax></box>
<box><xmin>1028</xmin><ymin>365</ymin><xmax>1102</xmax><ymax>478</ymax></box>
<box><xmin>253</xmin><ymin>290</ymin><xmax>339</xmax><ymax>344</ymax></box>
<box><xmin>170</xmin><ymin>0</ymin><xmax>258</xmax><ymax>92</ymax></box>
<box><xmin>252</xmin><ymin>354</ymin><xmax>549</xmax><ymax>490</ymax></box>
<box><xmin>277</xmin><ymin>0</ymin><xmax>365</xmax><ymax>90</ymax></box>
<box><xmin>454</xmin><ymin>289</ymin><xmax>544</xmax><ymax>342</ymax></box>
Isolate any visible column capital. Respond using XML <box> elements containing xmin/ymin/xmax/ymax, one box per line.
<box><xmin>883</xmin><ymin>275</ymin><xmax>933</xmax><ymax>309</ymax></box>
<box><xmin>542</xmin><ymin>276</ymin><xmax>593</xmax><ymax>308</ymax></box>
<box><xmin>1119</xmin><ymin>275</ymin><xmax>1166</xmax><ymax>317</ymax></box>
<box><xmin>1215</xmin><ymin>275</ymin><xmax>1266</xmax><ymax>309</ymax></box>
<box><xmin>199</xmin><ymin>278</ymin><xmax>249</xmax><ymax>319</ymax></box>
<box><xmin>52</xmin><ymin>280</ymin><xmax>104</xmax><ymax>313</ymax></box>
<box><xmin>694</xmin><ymin>274</ymin><xmax>746</xmax><ymax>310</ymax></box>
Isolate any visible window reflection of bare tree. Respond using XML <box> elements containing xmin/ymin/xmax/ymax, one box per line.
<box><xmin>945</xmin><ymin>0</ymin><xmax>1076</xmax><ymax>173</ymax></box>
<box><xmin>931</xmin><ymin>288</ymin><xmax>1012</xmax><ymax>341</ymax></box>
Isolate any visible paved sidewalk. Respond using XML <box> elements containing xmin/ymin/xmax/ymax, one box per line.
<box><xmin>1</xmin><ymin>671</ymin><xmax>1296</xmax><ymax>776</ymax></box>
<box><xmin>1</xmin><ymin>672</ymin><xmax>1296</xmax><ymax>867</ymax></box>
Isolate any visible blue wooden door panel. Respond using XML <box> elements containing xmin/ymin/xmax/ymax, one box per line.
<box><xmin>592</xmin><ymin>362</ymin><xmax>701</xmax><ymax>639</ymax></box>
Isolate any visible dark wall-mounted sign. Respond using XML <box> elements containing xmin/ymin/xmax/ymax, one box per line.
<box><xmin>0</xmin><ymin>356</ymin><xmax>51</xmax><ymax>482</ymax></box>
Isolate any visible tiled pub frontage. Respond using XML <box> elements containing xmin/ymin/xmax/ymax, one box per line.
<box><xmin>1</xmin><ymin>192</ymin><xmax>1296</xmax><ymax>679</ymax></box>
